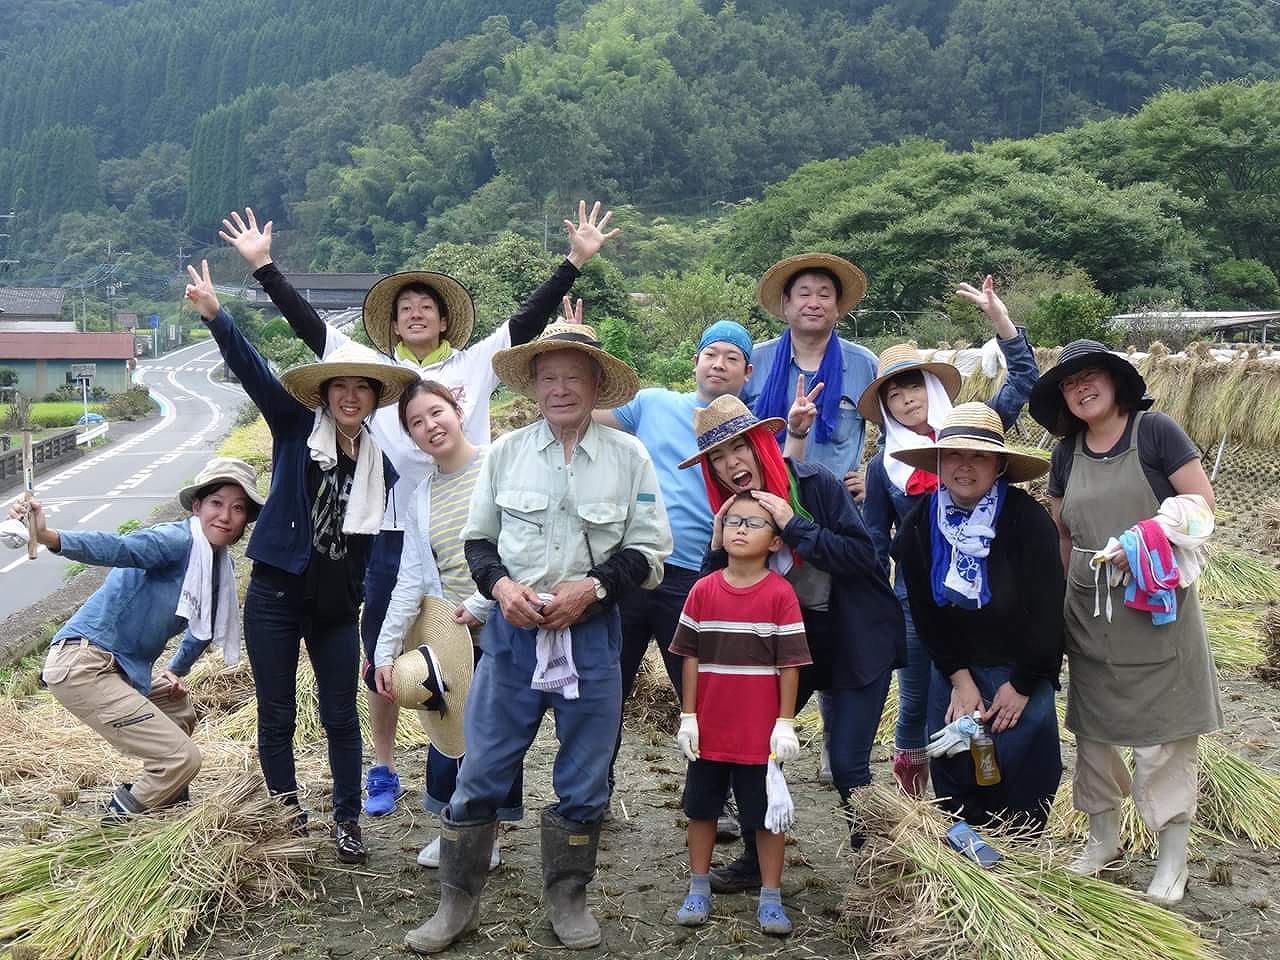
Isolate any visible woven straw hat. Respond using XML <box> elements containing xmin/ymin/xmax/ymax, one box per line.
<box><xmin>757</xmin><ymin>253</ymin><xmax>867</xmax><ymax>318</ymax></box>
<box><xmin>677</xmin><ymin>394</ymin><xmax>785</xmax><ymax>470</ymax></box>
<box><xmin>362</xmin><ymin>271</ymin><xmax>477</xmax><ymax>356</ymax></box>
<box><xmin>889</xmin><ymin>402</ymin><xmax>1049</xmax><ymax>483</ymax></box>
<box><xmin>279</xmin><ymin>342</ymin><xmax>420</xmax><ymax>411</ymax></box>
<box><xmin>856</xmin><ymin>343</ymin><xmax>963</xmax><ymax>424</ymax></box>
<box><xmin>390</xmin><ymin>596</ymin><xmax>474</xmax><ymax>759</ymax></box>
<box><xmin>490</xmin><ymin>322</ymin><xmax>641</xmax><ymax>409</ymax></box>
<box><xmin>1028</xmin><ymin>339</ymin><xmax>1153</xmax><ymax>437</ymax></box>
<box><xmin>177</xmin><ymin>456</ymin><xmax>266</xmax><ymax>519</ymax></box>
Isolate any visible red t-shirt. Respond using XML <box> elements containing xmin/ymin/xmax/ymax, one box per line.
<box><xmin>669</xmin><ymin>570</ymin><xmax>811</xmax><ymax>764</ymax></box>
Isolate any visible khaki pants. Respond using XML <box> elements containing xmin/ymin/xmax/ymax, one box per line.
<box><xmin>43</xmin><ymin>640</ymin><xmax>201</xmax><ymax>809</ymax></box>
<box><xmin>1073</xmin><ymin>735</ymin><xmax>1198</xmax><ymax>833</ymax></box>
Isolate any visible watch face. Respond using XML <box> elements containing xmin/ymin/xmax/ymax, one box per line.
<box><xmin>593</xmin><ymin>579</ymin><xmax>607</xmax><ymax>599</ymax></box>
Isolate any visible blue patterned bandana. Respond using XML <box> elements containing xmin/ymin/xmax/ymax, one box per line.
<box><xmin>929</xmin><ymin>479</ymin><xmax>1007</xmax><ymax>609</ymax></box>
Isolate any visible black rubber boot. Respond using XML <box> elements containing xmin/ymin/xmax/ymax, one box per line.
<box><xmin>405</xmin><ymin>815</ymin><xmax>497</xmax><ymax>954</ymax></box>
<box><xmin>540</xmin><ymin>809</ymin><xmax>603</xmax><ymax>949</ymax></box>
<box><xmin>710</xmin><ymin>832</ymin><xmax>761</xmax><ymax>893</ymax></box>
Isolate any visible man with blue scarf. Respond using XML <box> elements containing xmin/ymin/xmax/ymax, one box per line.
<box><xmin>595</xmin><ymin>319</ymin><xmax>755</xmax><ymax>802</ymax></box>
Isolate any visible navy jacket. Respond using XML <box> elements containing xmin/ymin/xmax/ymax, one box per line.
<box><xmin>703</xmin><ymin>459</ymin><xmax>905</xmax><ymax>688</ymax></box>
<box><xmin>205</xmin><ymin>307</ymin><xmax>397</xmax><ymax>576</ymax></box>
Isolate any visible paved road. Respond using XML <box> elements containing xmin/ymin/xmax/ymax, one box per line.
<box><xmin>0</xmin><ymin>339</ymin><xmax>246</xmax><ymax>621</ymax></box>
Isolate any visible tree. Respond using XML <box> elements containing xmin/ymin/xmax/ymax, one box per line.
<box><xmin>1210</xmin><ymin>259</ymin><xmax>1280</xmax><ymax>309</ymax></box>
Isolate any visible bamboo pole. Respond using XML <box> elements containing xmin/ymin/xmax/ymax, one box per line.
<box><xmin>20</xmin><ymin>430</ymin><xmax>35</xmax><ymax>559</ymax></box>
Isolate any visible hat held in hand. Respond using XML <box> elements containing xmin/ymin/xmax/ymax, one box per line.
<box><xmin>390</xmin><ymin>596</ymin><xmax>474</xmax><ymax>758</ymax></box>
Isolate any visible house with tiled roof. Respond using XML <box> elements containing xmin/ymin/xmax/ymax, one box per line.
<box><xmin>0</xmin><ymin>331</ymin><xmax>136</xmax><ymax>396</ymax></box>
<box><xmin>0</xmin><ymin>287</ymin><xmax>72</xmax><ymax>332</ymax></box>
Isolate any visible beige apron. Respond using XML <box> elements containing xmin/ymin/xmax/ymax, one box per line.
<box><xmin>1060</xmin><ymin>411</ymin><xmax>1222</xmax><ymax>747</ymax></box>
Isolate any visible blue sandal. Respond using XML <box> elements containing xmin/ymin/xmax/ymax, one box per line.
<box><xmin>676</xmin><ymin>892</ymin><xmax>711</xmax><ymax>926</ymax></box>
<box><xmin>757</xmin><ymin>900</ymin><xmax>793</xmax><ymax>936</ymax></box>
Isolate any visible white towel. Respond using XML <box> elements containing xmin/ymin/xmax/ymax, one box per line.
<box><xmin>176</xmin><ymin>516</ymin><xmax>240</xmax><ymax>665</ymax></box>
<box><xmin>881</xmin><ymin>371</ymin><xmax>953</xmax><ymax>493</ymax></box>
<box><xmin>306</xmin><ymin>410</ymin><xmax>384</xmax><ymax>536</ymax></box>
<box><xmin>531</xmin><ymin>592</ymin><xmax>580</xmax><ymax>700</ymax></box>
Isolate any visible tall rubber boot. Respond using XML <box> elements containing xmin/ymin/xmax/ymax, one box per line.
<box><xmin>1146</xmin><ymin>822</ymin><xmax>1190</xmax><ymax>906</ymax></box>
<box><xmin>1069</xmin><ymin>809</ymin><xmax>1122</xmax><ymax>876</ymax></box>
<box><xmin>405</xmin><ymin>815</ymin><xmax>497</xmax><ymax>954</ymax></box>
<box><xmin>541</xmin><ymin>809</ymin><xmax>603</xmax><ymax>949</ymax></box>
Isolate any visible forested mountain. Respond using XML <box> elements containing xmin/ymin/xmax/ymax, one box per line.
<box><xmin>0</xmin><ymin>0</ymin><xmax>1278</xmax><ymax>347</ymax></box>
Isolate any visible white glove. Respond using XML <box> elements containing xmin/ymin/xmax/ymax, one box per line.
<box><xmin>764</xmin><ymin>757</ymin><xmax>794</xmax><ymax>833</ymax></box>
<box><xmin>677</xmin><ymin>712</ymin><xmax>700</xmax><ymax>761</ymax></box>
<box><xmin>0</xmin><ymin>517</ymin><xmax>29</xmax><ymax>550</ymax></box>
<box><xmin>926</xmin><ymin>714</ymin><xmax>980</xmax><ymax>758</ymax></box>
<box><xmin>770</xmin><ymin>717</ymin><xmax>800</xmax><ymax>762</ymax></box>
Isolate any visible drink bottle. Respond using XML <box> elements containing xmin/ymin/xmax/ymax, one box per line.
<box><xmin>970</xmin><ymin>710</ymin><xmax>1001</xmax><ymax>786</ymax></box>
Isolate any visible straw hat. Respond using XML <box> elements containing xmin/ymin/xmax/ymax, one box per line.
<box><xmin>889</xmin><ymin>402</ymin><xmax>1049</xmax><ymax>483</ymax></box>
<box><xmin>279</xmin><ymin>342</ymin><xmax>420</xmax><ymax>411</ymax></box>
<box><xmin>677</xmin><ymin>394</ymin><xmax>785</xmax><ymax>470</ymax></box>
<box><xmin>490</xmin><ymin>322</ymin><xmax>641</xmax><ymax>409</ymax></box>
<box><xmin>757</xmin><ymin>253</ymin><xmax>867</xmax><ymax>318</ymax></box>
<box><xmin>1028</xmin><ymin>339</ymin><xmax>1153</xmax><ymax>437</ymax></box>
<box><xmin>390</xmin><ymin>596</ymin><xmax>474</xmax><ymax>759</ymax></box>
<box><xmin>856</xmin><ymin>343</ymin><xmax>963</xmax><ymax>424</ymax></box>
<box><xmin>362</xmin><ymin>271</ymin><xmax>476</xmax><ymax>356</ymax></box>
<box><xmin>177</xmin><ymin>456</ymin><xmax>266</xmax><ymax>519</ymax></box>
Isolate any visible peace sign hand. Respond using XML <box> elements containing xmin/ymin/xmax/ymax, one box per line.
<box><xmin>955</xmin><ymin>275</ymin><xmax>1015</xmax><ymax>339</ymax></box>
<box><xmin>184</xmin><ymin>260</ymin><xmax>221</xmax><ymax>321</ymax></box>
<box><xmin>565</xmin><ymin>200</ymin><xmax>620</xmax><ymax>268</ymax></box>
<box><xmin>559</xmin><ymin>295</ymin><xmax>584</xmax><ymax>325</ymax></box>
<box><xmin>219</xmin><ymin>207</ymin><xmax>274</xmax><ymax>270</ymax></box>
<box><xmin>787</xmin><ymin>374</ymin><xmax>824</xmax><ymax>437</ymax></box>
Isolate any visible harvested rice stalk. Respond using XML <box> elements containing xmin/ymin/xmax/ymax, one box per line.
<box><xmin>1199</xmin><ymin>546</ymin><xmax>1280</xmax><ymax>605</ymax></box>
<box><xmin>846</xmin><ymin>785</ymin><xmax>1218</xmax><ymax>960</ymax></box>
<box><xmin>1256</xmin><ymin>499</ymin><xmax>1280</xmax><ymax>551</ymax></box>
<box><xmin>876</xmin><ymin>675</ymin><xmax>900</xmax><ymax>747</ymax></box>
<box><xmin>184</xmin><ymin>659</ymin><xmax>256</xmax><ymax>717</ymax></box>
<box><xmin>1048</xmin><ymin>784</ymin><xmax>1169</xmax><ymax>856</ymax></box>
<box><xmin>0</xmin><ymin>774</ymin><xmax>317</xmax><ymax>960</ymax></box>
<box><xmin>1258</xmin><ymin>605</ymin><xmax>1280</xmax><ymax>683</ymax></box>
<box><xmin>623</xmin><ymin>647</ymin><xmax>680</xmax><ymax>733</ymax></box>
<box><xmin>1201</xmin><ymin>604</ymin><xmax>1264</xmax><ymax>673</ymax></box>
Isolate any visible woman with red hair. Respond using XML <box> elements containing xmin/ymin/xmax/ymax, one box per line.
<box><xmin>677</xmin><ymin>394</ymin><xmax>903</xmax><ymax>892</ymax></box>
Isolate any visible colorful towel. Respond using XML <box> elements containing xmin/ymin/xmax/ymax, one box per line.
<box><xmin>1119</xmin><ymin>519</ymin><xmax>1179</xmax><ymax>625</ymax></box>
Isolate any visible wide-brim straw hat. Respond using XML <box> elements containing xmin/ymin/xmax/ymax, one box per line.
<box><xmin>491</xmin><ymin>322</ymin><xmax>641</xmax><ymax>409</ymax></box>
<box><xmin>177</xmin><ymin>456</ymin><xmax>266</xmax><ymax>520</ymax></box>
<box><xmin>1028</xmin><ymin>339</ymin><xmax>1153</xmax><ymax>437</ymax></box>
<box><xmin>677</xmin><ymin>394</ymin><xmax>785</xmax><ymax>470</ymax></box>
<box><xmin>757</xmin><ymin>253</ymin><xmax>867</xmax><ymax>318</ymax></box>
<box><xmin>857</xmin><ymin>343</ymin><xmax>963</xmax><ymax>424</ymax></box>
<box><xmin>889</xmin><ymin>402</ymin><xmax>1050</xmax><ymax>484</ymax></box>
<box><xmin>362</xmin><ymin>271</ymin><xmax>476</xmax><ymax>356</ymax></box>
<box><xmin>390</xmin><ymin>596</ymin><xmax>474</xmax><ymax>759</ymax></box>
<box><xmin>279</xmin><ymin>342</ymin><xmax>420</xmax><ymax>411</ymax></box>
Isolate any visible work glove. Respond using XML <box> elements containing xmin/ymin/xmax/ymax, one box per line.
<box><xmin>926</xmin><ymin>714</ymin><xmax>980</xmax><ymax>758</ymax></box>
<box><xmin>770</xmin><ymin>717</ymin><xmax>800</xmax><ymax>762</ymax></box>
<box><xmin>764</xmin><ymin>757</ymin><xmax>794</xmax><ymax>833</ymax></box>
<box><xmin>677</xmin><ymin>712</ymin><xmax>700</xmax><ymax>761</ymax></box>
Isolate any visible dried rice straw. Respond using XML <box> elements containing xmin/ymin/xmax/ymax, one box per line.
<box><xmin>1199</xmin><ymin>546</ymin><xmax>1280</xmax><ymax>604</ymax></box>
<box><xmin>1200</xmin><ymin>603</ymin><xmax>1264</xmax><ymax>673</ymax></box>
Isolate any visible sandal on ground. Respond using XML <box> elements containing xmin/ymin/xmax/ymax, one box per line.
<box><xmin>757</xmin><ymin>900</ymin><xmax>793</xmax><ymax>936</ymax></box>
<box><xmin>675</xmin><ymin>892</ymin><xmax>711</xmax><ymax>926</ymax></box>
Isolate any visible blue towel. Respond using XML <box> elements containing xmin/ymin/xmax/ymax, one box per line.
<box><xmin>753</xmin><ymin>329</ymin><xmax>844</xmax><ymax>444</ymax></box>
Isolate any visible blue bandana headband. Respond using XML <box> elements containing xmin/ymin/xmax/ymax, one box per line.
<box><xmin>698</xmin><ymin>320</ymin><xmax>753</xmax><ymax>364</ymax></box>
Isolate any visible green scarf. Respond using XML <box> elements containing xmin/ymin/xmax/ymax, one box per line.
<box><xmin>395</xmin><ymin>340</ymin><xmax>452</xmax><ymax>367</ymax></box>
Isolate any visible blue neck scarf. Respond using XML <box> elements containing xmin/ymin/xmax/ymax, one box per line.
<box><xmin>753</xmin><ymin>329</ymin><xmax>844</xmax><ymax>444</ymax></box>
<box><xmin>929</xmin><ymin>479</ymin><xmax>1007</xmax><ymax>609</ymax></box>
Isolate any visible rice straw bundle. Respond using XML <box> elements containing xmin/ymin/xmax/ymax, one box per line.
<box><xmin>1200</xmin><ymin>603</ymin><xmax>1264</xmax><ymax>673</ymax></box>
<box><xmin>622</xmin><ymin>646</ymin><xmax>680</xmax><ymax>732</ymax></box>
<box><xmin>0</xmin><ymin>698</ymin><xmax>125</xmax><ymax>790</ymax></box>
<box><xmin>0</xmin><ymin>774</ymin><xmax>317</xmax><ymax>960</ymax></box>
<box><xmin>1258</xmin><ymin>499</ymin><xmax>1280</xmax><ymax>550</ymax></box>
<box><xmin>1259</xmin><ymin>605</ymin><xmax>1280</xmax><ymax>682</ymax></box>
<box><xmin>876</xmin><ymin>675</ymin><xmax>900</xmax><ymax>746</ymax></box>
<box><xmin>184</xmin><ymin>659</ymin><xmax>256</xmax><ymax>717</ymax></box>
<box><xmin>845</xmin><ymin>784</ymin><xmax>1218</xmax><ymax>960</ymax></box>
<box><xmin>1199</xmin><ymin>546</ymin><xmax>1280</xmax><ymax>605</ymax></box>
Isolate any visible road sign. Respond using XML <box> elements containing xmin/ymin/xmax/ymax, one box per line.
<box><xmin>149</xmin><ymin>313</ymin><xmax>161</xmax><ymax>329</ymax></box>
<box><xmin>69</xmin><ymin>363</ymin><xmax>96</xmax><ymax>380</ymax></box>
<box><xmin>168</xmin><ymin>323</ymin><xmax>177</xmax><ymax>342</ymax></box>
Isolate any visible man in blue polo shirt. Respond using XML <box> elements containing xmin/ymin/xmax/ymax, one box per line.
<box><xmin>594</xmin><ymin>319</ymin><xmax>754</xmax><ymax>794</ymax></box>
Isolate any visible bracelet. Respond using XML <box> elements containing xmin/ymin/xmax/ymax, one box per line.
<box><xmin>787</xmin><ymin>427</ymin><xmax>810</xmax><ymax>439</ymax></box>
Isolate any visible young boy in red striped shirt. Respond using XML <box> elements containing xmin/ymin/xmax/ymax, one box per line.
<box><xmin>670</xmin><ymin>492</ymin><xmax>811</xmax><ymax>935</ymax></box>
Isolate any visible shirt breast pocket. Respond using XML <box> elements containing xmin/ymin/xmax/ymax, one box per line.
<box><xmin>578</xmin><ymin>500</ymin><xmax>628</xmax><ymax>563</ymax></box>
<box><xmin>832</xmin><ymin>397</ymin><xmax>859</xmax><ymax>444</ymax></box>
<box><xmin>496</xmin><ymin>490</ymin><xmax>550</xmax><ymax>535</ymax></box>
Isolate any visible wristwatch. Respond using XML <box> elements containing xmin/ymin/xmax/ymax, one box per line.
<box><xmin>588</xmin><ymin>576</ymin><xmax>607</xmax><ymax>601</ymax></box>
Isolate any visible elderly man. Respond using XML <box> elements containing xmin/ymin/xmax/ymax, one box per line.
<box><xmin>406</xmin><ymin>320</ymin><xmax>672</xmax><ymax>954</ymax></box>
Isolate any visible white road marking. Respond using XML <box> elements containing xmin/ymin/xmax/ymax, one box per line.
<box><xmin>1</xmin><ymin>545</ymin><xmax>43</xmax><ymax>573</ymax></box>
<box><xmin>76</xmin><ymin>504</ymin><xmax>111</xmax><ymax>524</ymax></box>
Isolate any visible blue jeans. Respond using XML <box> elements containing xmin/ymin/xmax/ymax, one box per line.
<box><xmin>926</xmin><ymin>665</ymin><xmax>1061</xmax><ymax>832</ymax></box>
<box><xmin>447</xmin><ymin>610</ymin><xmax>622</xmax><ymax>824</ymax></box>
<box><xmin>358</xmin><ymin>530</ymin><xmax>403</xmax><ymax>690</ymax></box>
<box><xmin>893</xmin><ymin>606</ymin><xmax>930</xmax><ymax>750</ymax></box>
<box><xmin>244</xmin><ymin>574</ymin><xmax>362</xmax><ymax>823</ymax></box>
<box><xmin>827</xmin><ymin>668</ymin><xmax>893</xmax><ymax>799</ymax></box>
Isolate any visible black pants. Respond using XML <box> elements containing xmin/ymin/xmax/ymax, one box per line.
<box><xmin>609</xmin><ymin>564</ymin><xmax>699</xmax><ymax>789</ymax></box>
<box><xmin>244</xmin><ymin>574</ymin><xmax>362</xmax><ymax>823</ymax></box>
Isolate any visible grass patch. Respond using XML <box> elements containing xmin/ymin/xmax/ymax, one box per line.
<box><xmin>0</xmin><ymin>402</ymin><xmax>107</xmax><ymax>429</ymax></box>
<box><xmin>62</xmin><ymin>561</ymin><xmax>87</xmax><ymax>581</ymax></box>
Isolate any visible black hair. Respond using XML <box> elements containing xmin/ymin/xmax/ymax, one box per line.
<box><xmin>1058</xmin><ymin>366</ymin><xmax>1146</xmax><ymax>437</ymax></box>
<box><xmin>880</xmin><ymin>368</ymin><xmax>925</xmax><ymax>404</ymax></box>
<box><xmin>393</xmin><ymin>281</ymin><xmax>447</xmax><ymax>321</ymax></box>
<box><xmin>783</xmin><ymin>267</ymin><xmax>843</xmax><ymax>301</ymax></box>
<box><xmin>398</xmin><ymin>379</ymin><xmax>462</xmax><ymax>432</ymax></box>
<box><xmin>727</xmin><ymin>491</ymin><xmax>781</xmax><ymax>532</ymax></box>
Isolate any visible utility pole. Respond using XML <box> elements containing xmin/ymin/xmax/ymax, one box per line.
<box><xmin>0</xmin><ymin>210</ymin><xmax>18</xmax><ymax>273</ymax></box>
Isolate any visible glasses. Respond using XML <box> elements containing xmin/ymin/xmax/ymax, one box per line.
<box><xmin>1059</xmin><ymin>368</ymin><xmax>1105</xmax><ymax>393</ymax></box>
<box><xmin>723</xmin><ymin>515</ymin><xmax>773</xmax><ymax>530</ymax></box>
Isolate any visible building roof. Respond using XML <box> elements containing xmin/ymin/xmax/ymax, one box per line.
<box><xmin>0</xmin><ymin>331</ymin><xmax>135</xmax><ymax>361</ymax></box>
<box><xmin>274</xmin><ymin>273</ymin><xmax>382</xmax><ymax>291</ymax></box>
<box><xmin>0</xmin><ymin>287</ymin><xmax>67</xmax><ymax>317</ymax></box>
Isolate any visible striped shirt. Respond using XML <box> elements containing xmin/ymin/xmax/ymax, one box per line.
<box><xmin>670</xmin><ymin>570</ymin><xmax>810</xmax><ymax>764</ymax></box>
<box><xmin>430</xmin><ymin>450</ymin><xmax>487</xmax><ymax>609</ymax></box>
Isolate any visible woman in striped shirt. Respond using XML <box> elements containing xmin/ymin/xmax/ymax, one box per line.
<box><xmin>372</xmin><ymin>379</ymin><xmax>520</xmax><ymax>869</ymax></box>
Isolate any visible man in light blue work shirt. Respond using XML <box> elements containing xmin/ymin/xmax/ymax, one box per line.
<box><xmin>740</xmin><ymin>253</ymin><xmax>878</xmax><ymax>500</ymax></box>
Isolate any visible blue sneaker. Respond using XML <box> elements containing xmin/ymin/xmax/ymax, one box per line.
<box><xmin>363</xmin><ymin>765</ymin><xmax>403</xmax><ymax>816</ymax></box>
<box><xmin>757</xmin><ymin>900</ymin><xmax>793</xmax><ymax>936</ymax></box>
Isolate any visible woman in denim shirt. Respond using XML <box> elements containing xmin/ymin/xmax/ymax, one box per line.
<box><xmin>185</xmin><ymin>261</ymin><xmax>418</xmax><ymax>864</ymax></box>
<box><xmin>859</xmin><ymin>276</ymin><xmax>1038</xmax><ymax>796</ymax></box>
<box><xmin>10</xmin><ymin>457</ymin><xmax>262</xmax><ymax>821</ymax></box>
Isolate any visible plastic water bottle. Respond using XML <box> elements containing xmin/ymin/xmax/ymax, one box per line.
<box><xmin>970</xmin><ymin>711</ymin><xmax>1001</xmax><ymax>786</ymax></box>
